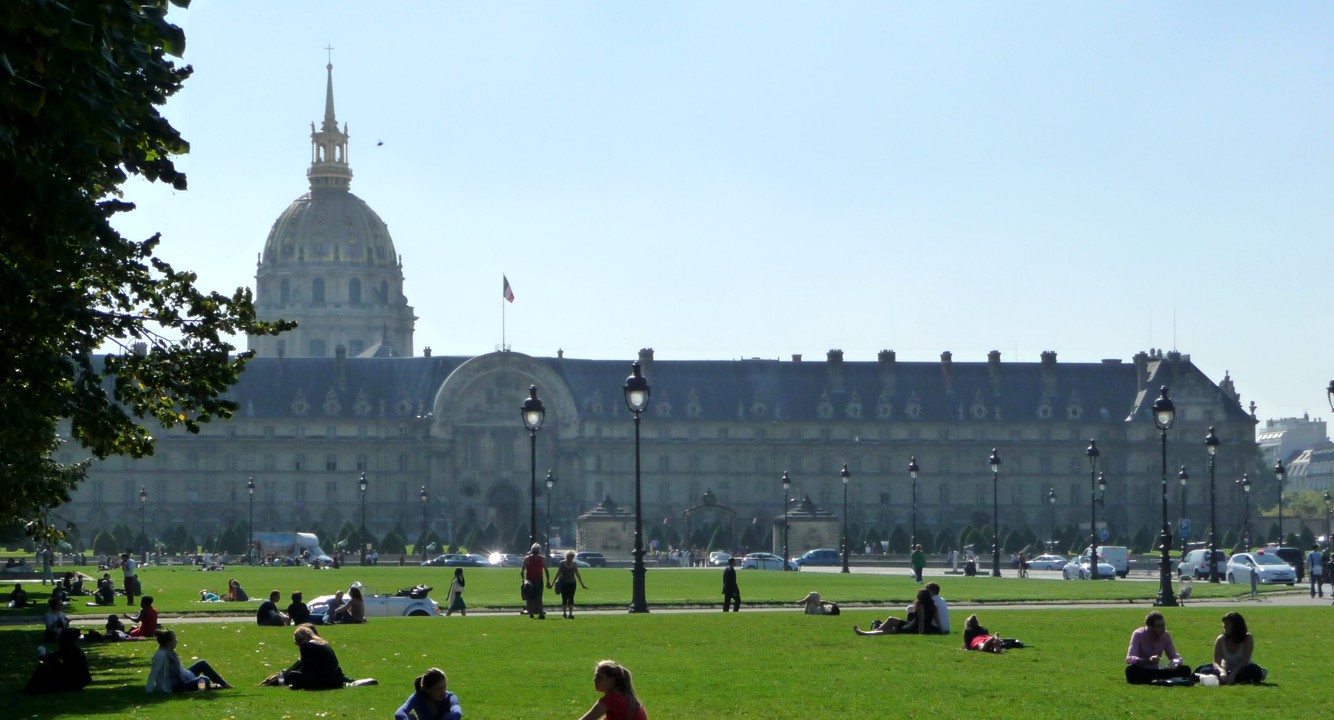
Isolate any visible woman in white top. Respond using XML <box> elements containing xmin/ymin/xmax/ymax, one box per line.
<box><xmin>146</xmin><ymin>629</ymin><xmax>232</xmax><ymax>693</ymax></box>
<box><xmin>1194</xmin><ymin>612</ymin><xmax>1266</xmax><ymax>685</ymax></box>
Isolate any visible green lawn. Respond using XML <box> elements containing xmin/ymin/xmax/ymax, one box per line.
<box><xmin>4</xmin><ymin>564</ymin><xmax>1279</xmax><ymax>618</ymax></box>
<box><xmin>1</xmin><ymin>604</ymin><xmax>1323</xmax><ymax>719</ymax></box>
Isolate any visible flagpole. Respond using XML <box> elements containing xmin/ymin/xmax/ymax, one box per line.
<box><xmin>502</xmin><ymin>287</ymin><xmax>506</xmax><ymax>351</ymax></box>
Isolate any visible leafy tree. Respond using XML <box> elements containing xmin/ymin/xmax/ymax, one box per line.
<box><xmin>378</xmin><ymin>529</ymin><xmax>406</xmax><ymax>555</ymax></box>
<box><xmin>887</xmin><ymin>525</ymin><xmax>909</xmax><ymax>554</ymax></box>
<box><xmin>0</xmin><ymin>0</ymin><xmax>294</xmax><ymax>540</ymax></box>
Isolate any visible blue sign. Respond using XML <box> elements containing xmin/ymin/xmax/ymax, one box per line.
<box><xmin>1099</xmin><ymin>527</ymin><xmax>1110</xmax><ymax>542</ymax></box>
<box><xmin>1179</xmin><ymin>519</ymin><xmax>1192</xmax><ymax>540</ymax></box>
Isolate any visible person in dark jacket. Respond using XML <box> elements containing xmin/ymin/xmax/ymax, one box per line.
<box><xmin>257</xmin><ymin>590</ymin><xmax>290</xmax><ymax>626</ymax></box>
<box><xmin>284</xmin><ymin>624</ymin><xmax>351</xmax><ymax>690</ymax></box>
<box><xmin>24</xmin><ymin>627</ymin><xmax>90</xmax><ymax>694</ymax></box>
<box><xmin>287</xmin><ymin>591</ymin><xmax>311</xmax><ymax>626</ymax></box>
<box><xmin>722</xmin><ymin>557</ymin><xmax>740</xmax><ymax>612</ymax></box>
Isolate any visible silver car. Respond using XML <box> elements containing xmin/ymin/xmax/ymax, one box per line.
<box><xmin>1226</xmin><ymin>552</ymin><xmax>1295</xmax><ymax>586</ymax></box>
<box><xmin>741</xmin><ymin>552</ymin><xmax>799</xmax><ymax>571</ymax></box>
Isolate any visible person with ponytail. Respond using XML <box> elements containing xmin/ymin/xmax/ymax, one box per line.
<box><xmin>577</xmin><ymin>659</ymin><xmax>647</xmax><ymax>720</ymax></box>
<box><xmin>393</xmin><ymin>667</ymin><xmax>462</xmax><ymax>720</ymax></box>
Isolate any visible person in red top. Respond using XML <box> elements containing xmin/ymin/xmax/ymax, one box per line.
<box><xmin>521</xmin><ymin>543</ymin><xmax>550</xmax><ymax>619</ymax></box>
<box><xmin>126</xmin><ymin>595</ymin><xmax>159</xmax><ymax>638</ymax></box>
<box><xmin>577</xmin><ymin>660</ymin><xmax>647</xmax><ymax>720</ymax></box>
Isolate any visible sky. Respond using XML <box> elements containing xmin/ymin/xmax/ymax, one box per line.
<box><xmin>112</xmin><ymin>1</ymin><xmax>1334</xmax><ymax>427</ymax></box>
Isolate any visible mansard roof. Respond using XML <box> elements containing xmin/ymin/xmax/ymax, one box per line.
<box><xmin>222</xmin><ymin>349</ymin><xmax>1253</xmax><ymax>425</ymax></box>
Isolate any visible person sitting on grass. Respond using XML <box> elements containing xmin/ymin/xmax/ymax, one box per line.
<box><xmin>44</xmin><ymin>597</ymin><xmax>70</xmax><ymax>641</ymax></box>
<box><xmin>796</xmin><ymin>591</ymin><xmax>840</xmax><ymax>616</ymax></box>
<box><xmin>92</xmin><ymin>574</ymin><xmax>115</xmax><ymax>606</ymax></box>
<box><xmin>282</xmin><ymin>624</ymin><xmax>352</xmax><ymax>690</ymax></box>
<box><xmin>853</xmin><ymin>588</ymin><xmax>936</xmax><ymax>635</ymax></box>
<box><xmin>1193</xmin><ymin>611</ymin><xmax>1267</xmax><ymax>685</ymax></box>
<box><xmin>962</xmin><ymin>614</ymin><xmax>1005</xmax><ymax>653</ymax></box>
<box><xmin>8</xmin><ymin>582</ymin><xmax>29</xmax><ymax>608</ymax></box>
<box><xmin>126</xmin><ymin>595</ymin><xmax>160</xmax><ymax>638</ymax></box>
<box><xmin>199</xmin><ymin>589</ymin><xmax>221</xmax><ymax>602</ymax></box>
<box><xmin>576</xmin><ymin>659</ymin><xmax>647</xmax><ymax>720</ymax></box>
<box><xmin>331</xmin><ymin>585</ymin><xmax>366</xmax><ymax>624</ymax></box>
<box><xmin>287</xmin><ymin>591</ymin><xmax>311</xmax><ymax>626</ymax></box>
<box><xmin>146</xmin><ymin>628</ymin><xmax>233</xmax><ymax>693</ymax></box>
<box><xmin>227</xmin><ymin>578</ymin><xmax>249</xmax><ymax>602</ymax></box>
<box><xmin>257</xmin><ymin>590</ymin><xmax>291</xmax><ymax>626</ymax></box>
<box><xmin>1125</xmin><ymin>611</ymin><xmax>1193</xmax><ymax>684</ymax></box>
<box><xmin>393</xmin><ymin>666</ymin><xmax>462</xmax><ymax>720</ymax></box>
<box><xmin>23</xmin><ymin>627</ymin><xmax>90</xmax><ymax>694</ymax></box>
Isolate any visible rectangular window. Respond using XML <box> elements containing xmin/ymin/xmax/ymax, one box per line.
<box><xmin>356</xmin><ymin>454</ymin><xmax>368</xmax><ymax>471</ymax></box>
<box><xmin>398</xmin><ymin>454</ymin><xmax>409</xmax><ymax>472</ymax></box>
<box><xmin>294</xmin><ymin>454</ymin><xmax>305</xmax><ymax>471</ymax></box>
<box><xmin>939</xmin><ymin>483</ymin><xmax>951</xmax><ymax>505</ymax></box>
<box><xmin>295</xmin><ymin>481</ymin><xmax>307</xmax><ymax>502</ymax></box>
<box><xmin>326</xmin><ymin>454</ymin><xmax>337</xmax><ymax>471</ymax></box>
<box><xmin>326</xmin><ymin>481</ymin><xmax>338</xmax><ymax>502</ymax></box>
<box><xmin>398</xmin><ymin>482</ymin><xmax>408</xmax><ymax>502</ymax></box>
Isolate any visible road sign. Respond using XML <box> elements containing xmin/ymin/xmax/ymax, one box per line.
<box><xmin>1099</xmin><ymin>527</ymin><xmax>1110</xmax><ymax>542</ymax></box>
<box><xmin>1179</xmin><ymin>519</ymin><xmax>1192</xmax><ymax>540</ymax></box>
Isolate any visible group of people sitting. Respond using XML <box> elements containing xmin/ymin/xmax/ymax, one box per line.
<box><xmin>1125</xmin><ymin>610</ymin><xmax>1267</xmax><ymax>685</ymax></box>
<box><xmin>851</xmin><ymin>582</ymin><xmax>951</xmax><ymax>635</ymax></box>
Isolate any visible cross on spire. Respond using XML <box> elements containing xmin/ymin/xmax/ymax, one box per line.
<box><xmin>325</xmin><ymin>44</ymin><xmax>334</xmax><ymax>66</ymax></box>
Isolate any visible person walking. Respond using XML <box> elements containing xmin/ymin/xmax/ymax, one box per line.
<box><xmin>1307</xmin><ymin>544</ymin><xmax>1324</xmax><ymax>598</ymax></box>
<box><xmin>722</xmin><ymin>557</ymin><xmax>740</xmax><ymax>612</ymax></box>
<box><xmin>550</xmin><ymin>551</ymin><xmax>588</xmax><ymax>619</ymax></box>
<box><xmin>521</xmin><ymin>543</ymin><xmax>550</xmax><ymax>619</ymax></box>
<box><xmin>445</xmin><ymin>568</ymin><xmax>467</xmax><ymax>617</ymax></box>
<box><xmin>120</xmin><ymin>552</ymin><xmax>138</xmax><ymax>607</ymax></box>
<box><xmin>910</xmin><ymin>544</ymin><xmax>926</xmax><ymax>584</ymax></box>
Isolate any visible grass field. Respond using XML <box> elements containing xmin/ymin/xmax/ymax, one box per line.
<box><xmin>0</xmin><ymin>565</ymin><xmax>1320</xmax><ymax>718</ymax></box>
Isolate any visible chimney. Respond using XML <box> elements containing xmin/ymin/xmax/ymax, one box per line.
<box><xmin>987</xmin><ymin>350</ymin><xmax>1002</xmax><ymax>394</ymax></box>
<box><xmin>791</xmin><ymin>354</ymin><xmax>802</xmax><ymax>362</ymax></box>
<box><xmin>1040</xmin><ymin>350</ymin><xmax>1058</xmax><ymax>396</ymax></box>
<box><xmin>940</xmin><ymin>351</ymin><xmax>954</xmax><ymax>394</ymax></box>
<box><xmin>826</xmin><ymin>349</ymin><xmax>844</xmax><ymax>393</ymax></box>
<box><xmin>638</xmin><ymin>347</ymin><xmax>654</xmax><ymax>380</ymax></box>
<box><xmin>877</xmin><ymin>350</ymin><xmax>896</xmax><ymax>394</ymax></box>
<box><xmin>423</xmin><ymin>346</ymin><xmax>432</xmax><ymax>358</ymax></box>
<box><xmin>335</xmin><ymin>344</ymin><xmax>348</xmax><ymax>389</ymax></box>
<box><xmin>557</xmin><ymin>349</ymin><xmax>564</xmax><ymax>359</ymax></box>
<box><xmin>1133</xmin><ymin>351</ymin><xmax>1150</xmax><ymax>391</ymax></box>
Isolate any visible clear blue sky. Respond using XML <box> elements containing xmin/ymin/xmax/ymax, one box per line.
<box><xmin>113</xmin><ymin>1</ymin><xmax>1334</xmax><ymax>427</ymax></box>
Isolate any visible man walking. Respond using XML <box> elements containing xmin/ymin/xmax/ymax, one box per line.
<box><xmin>1308</xmin><ymin>544</ymin><xmax>1324</xmax><ymax>598</ymax></box>
<box><xmin>910</xmin><ymin>544</ymin><xmax>926</xmax><ymax>584</ymax></box>
<box><xmin>120</xmin><ymin>552</ymin><xmax>138</xmax><ymax>607</ymax></box>
<box><xmin>722</xmin><ymin>557</ymin><xmax>740</xmax><ymax>612</ymax></box>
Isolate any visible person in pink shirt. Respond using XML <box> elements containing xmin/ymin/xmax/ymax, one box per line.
<box><xmin>126</xmin><ymin>596</ymin><xmax>159</xmax><ymax>638</ymax></box>
<box><xmin>1125</xmin><ymin>611</ymin><xmax>1193</xmax><ymax>684</ymax></box>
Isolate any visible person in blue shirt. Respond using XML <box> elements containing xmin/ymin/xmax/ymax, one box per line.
<box><xmin>394</xmin><ymin>667</ymin><xmax>462</xmax><ymax>720</ymax></box>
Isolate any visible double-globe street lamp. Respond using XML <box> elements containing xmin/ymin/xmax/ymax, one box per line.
<box><xmin>989</xmin><ymin>449</ymin><xmax>1001</xmax><ymax>578</ymax></box>
<box><xmin>139</xmin><ymin>486</ymin><xmax>148</xmax><ymax>559</ymax></box>
<box><xmin>358</xmin><ymin>471</ymin><xmax>368</xmax><ymax>564</ymax></box>
<box><xmin>781</xmin><ymin>471</ymin><xmax>792</xmax><ymax>570</ymax></box>
<box><xmin>1274</xmin><ymin>459</ymin><xmax>1287</xmax><ymax>546</ymax></box>
<box><xmin>521</xmin><ymin>385</ymin><xmax>546</xmax><ymax>548</ymax></box>
<box><xmin>545</xmin><ymin>470</ymin><xmax>556</xmax><ymax>557</ymax></box>
<box><xmin>1086</xmin><ymin>440</ymin><xmax>1101</xmax><ymax>580</ymax></box>
<box><xmin>1237</xmin><ymin>473</ymin><xmax>1252</xmax><ymax>551</ymax></box>
<box><xmin>1152</xmin><ymin>386</ymin><xmax>1179</xmax><ymax>607</ymax></box>
<box><xmin>839</xmin><ymin>464</ymin><xmax>850</xmax><ymax>574</ymax></box>
<box><xmin>419</xmin><ymin>486</ymin><xmax>428</xmax><ymax>561</ymax></box>
<box><xmin>247</xmin><ymin>477</ymin><xmax>255</xmax><ymax>564</ymax></box>
<box><xmin>624</xmin><ymin>362</ymin><xmax>651</xmax><ymax>613</ymax></box>
<box><xmin>1047</xmin><ymin>488</ymin><xmax>1057</xmax><ymax>552</ymax></box>
<box><xmin>908</xmin><ymin>456</ymin><xmax>920</xmax><ymax>550</ymax></box>
<box><xmin>1178</xmin><ymin>466</ymin><xmax>1190</xmax><ymax>563</ymax></box>
<box><xmin>1325</xmin><ymin>491</ymin><xmax>1332</xmax><ymax>548</ymax></box>
<box><xmin>1205</xmin><ymin>427</ymin><xmax>1221</xmax><ymax>582</ymax></box>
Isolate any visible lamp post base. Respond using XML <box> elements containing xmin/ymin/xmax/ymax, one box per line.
<box><xmin>1154</xmin><ymin>529</ymin><xmax>1179</xmax><ymax>607</ymax></box>
<box><xmin>629</xmin><ymin>553</ymin><xmax>649</xmax><ymax>613</ymax></box>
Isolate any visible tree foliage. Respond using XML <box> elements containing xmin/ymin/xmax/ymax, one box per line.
<box><xmin>0</xmin><ymin>0</ymin><xmax>294</xmax><ymax>539</ymax></box>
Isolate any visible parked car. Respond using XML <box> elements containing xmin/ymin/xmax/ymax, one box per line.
<box><xmin>1226</xmin><ymin>552</ymin><xmax>1296</xmax><ymax>586</ymax></box>
<box><xmin>1062</xmin><ymin>558</ymin><xmax>1115</xmax><ymax>579</ymax></box>
<box><xmin>1267</xmin><ymin>545</ymin><xmax>1305</xmax><ymax>582</ymax></box>
<box><xmin>421</xmin><ymin>554</ymin><xmax>461</xmax><ymax>567</ymax></box>
<box><xmin>1027</xmin><ymin>554</ymin><xmax>1068</xmax><ymax>571</ymax></box>
<box><xmin>307</xmin><ymin>585</ymin><xmax>440</xmax><ymax>618</ymax></box>
<box><xmin>487</xmin><ymin>552</ymin><xmax>522</xmax><ymax>567</ymax></box>
<box><xmin>443</xmin><ymin>553</ymin><xmax>490</xmax><ymax>567</ymax></box>
<box><xmin>575</xmin><ymin>551</ymin><xmax>607</xmax><ymax>568</ymax></box>
<box><xmin>741</xmin><ymin>552</ymin><xmax>799</xmax><ymax>571</ymax></box>
<box><xmin>1178</xmin><ymin>549</ymin><xmax>1228</xmax><ymax>579</ymax></box>
<box><xmin>1077</xmin><ymin>545</ymin><xmax>1129</xmax><ymax>578</ymax></box>
<box><xmin>795</xmin><ymin>548</ymin><xmax>841</xmax><ymax>567</ymax></box>
<box><xmin>707</xmin><ymin>551</ymin><xmax>731</xmax><ymax>566</ymax></box>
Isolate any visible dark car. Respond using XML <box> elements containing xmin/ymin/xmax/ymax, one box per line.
<box><xmin>795</xmin><ymin>548</ymin><xmax>841</xmax><ymax>567</ymax></box>
<box><xmin>1270</xmin><ymin>546</ymin><xmax>1304</xmax><ymax>582</ymax></box>
<box><xmin>575</xmin><ymin>551</ymin><xmax>607</xmax><ymax>568</ymax></box>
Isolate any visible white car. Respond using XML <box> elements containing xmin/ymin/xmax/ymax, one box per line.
<box><xmin>488</xmin><ymin>552</ymin><xmax>522</xmax><ymax>567</ymax></box>
<box><xmin>1179</xmin><ymin>549</ymin><xmax>1228</xmax><ymax>579</ymax></box>
<box><xmin>707</xmin><ymin>551</ymin><xmax>731</xmax><ymax>566</ymax></box>
<box><xmin>1027</xmin><ymin>554</ymin><xmax>1068</xmax><ymax>571</ymax></box>
<box><xmin>1062</xmin><ymin>559</ymin><xmax>1115</xmax><ymax>579</ymax></box>
<box><xmin>1226</xmin><ymin>552</ymin><xmax>1296</xmax><ymax>586</ymax></box>
<box><xmin>741</xmin><ymin>552</ymin><xmax>799</xmax><ymax>571</ymax></box>
<box><xmin>307</xmin><ymin>585</ymin><xmax>440</xmax><ymax>618</ymax></box>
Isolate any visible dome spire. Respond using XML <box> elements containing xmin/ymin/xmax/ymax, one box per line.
<box><xmin>307</xmin><ymin>57</ymin><xmax>352</xmax><ymax>191</ymax></box>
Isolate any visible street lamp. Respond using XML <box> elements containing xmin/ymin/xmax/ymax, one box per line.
<box><xmin>1238</xmin><ymin>473</ymin><xmax>1251</xmax><ymax>551</ymax></box>
<box><xmin>138</xmin><ymin>486</ymin><xmax>147</xmax><ymax>559</ymax></box>
<box><xmin>1324</xmin><ymin>491</ymin><xmax>1332</xmax><ymax>549</ymax></box>
<box><xmin>1274</xmin><ymin>459</ymin><xmax>1287</xmax><ymax>547</ymax></box>
<box><xmin>1205</xmin><ymin>427</ymin><xmax>1221</xmax><ymax>582</ymax></box>
<box><xmin>419</xmin><ymin>485</ymin><xmax>428</xmax><ymax>561</ymax></box>
<box><xmin>1086</xmin><ymin>440</ymin><xmax>1101</xmax><ymax>580</ymax></box>
<box><xmin>1047</xmin><ymin>488</ymin><xmax>1057</xmax><ymax>553</ymax></box>
<box><xmin>358</xmin><ymin>471</ymin><xmax>368</xmax><ymax>564</ymax></box>
<box><xmin>545</xmin><ymin>470</ymin><xmax>556</xmax><ymax>556</ymax></box>
<box><xmin>1327</xmin><ymin>380</ymin><xmax>1334</xmax><ymax>412</ymax></box>
<box><xmin>989</xmin><ymin>448</ymin><xmax>1001</xmax><ymax>578</ymax></box>
<box><xmin>781</xmin><ymin>471</ymin><xmax>792</xmax><ymax>570</ymax></box>
<box><xmin>908</xmin><ymin>456</ymin><xmax>920</xmax><ymax>550</ymax></box>
<box><xmin>521</xmin><ymin>385</ymin><xmax>546</xmax><ymax>548</ymax></box>
<box><xmin>1152</xmin><ymin>386</ymin><xmax>1178</xmax><ymax>607</ymax></box>
<box><xmin>623</xmin><ymin>361</ymin><xmax>651</xmax><ymax>613</ymax></box>
<box><xmin>839</xmin><ymin>464</ymin><xmax>851</xmax><ymax>574</ymax></box>
<box><xmin>247</xmin><ymin>477</ymin><xmax>255</xmax><ymax>565</ymax></box>
<box><xmin>1178</xmin><ymin>466</ymin><xmax>1190</xmax><ymax>564</ymax></box>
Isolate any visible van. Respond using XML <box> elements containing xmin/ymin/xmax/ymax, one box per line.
<box><xmin>1179</xmin><ymin>549</ymin><xmax>1228</xmax><ymax>579</ymax></box>
<box><xmin>1079</xmin><ymin>545</ymin><xmax>1129</xmax><ymax>578</ymax></box>
<box><xmin>795</xmin><ymin>548</ymin><xmax>841</xmax><ymax>567</ymax></box>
